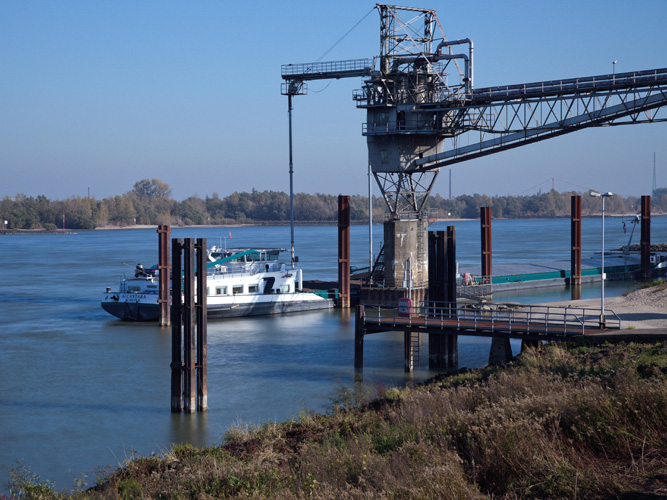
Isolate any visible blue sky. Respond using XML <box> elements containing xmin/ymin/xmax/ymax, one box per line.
<box><xmin>1</xmin><ymin>1</ymin><xmax>666</xmax><ymax>201</ymax></box>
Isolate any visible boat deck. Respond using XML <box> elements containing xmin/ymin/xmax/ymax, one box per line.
<box><xmin>460</xmin><ymin>253</ymin><xmax>643</xmax><ymax>288</ymax></box>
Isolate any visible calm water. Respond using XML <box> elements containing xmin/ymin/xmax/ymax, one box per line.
<box><xmin>1</xmin><ymin>217</ymin><xmax>665</xmax><ymax>492</ymax></box>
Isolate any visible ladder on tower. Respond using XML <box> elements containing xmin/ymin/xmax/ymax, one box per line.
<box><xmin>411</xmin><ymin>332</ymin><xmax>421</xmax><ymax>367</ymax></box>
<box><xmin>367</xmin><ymin>245</ymin><xmax>385</xmax><ymax>285</ymax></box>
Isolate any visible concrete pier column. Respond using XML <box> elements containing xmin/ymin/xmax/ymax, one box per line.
<box><xmin>488</xmin><ymin>337</ymin><xmax>513</xmax><ymax>366</ymax></box>
<box><xmin>641</xmin><ymin>195</ymin><xmax>651</xmax><ymax>281</ymax></box>
<box><xmin>383</xmin><ymin>218</ymin><xmax>428</xmax><ymax>288</ymax></box>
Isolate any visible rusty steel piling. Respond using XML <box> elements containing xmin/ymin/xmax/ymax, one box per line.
<box><xmin>641</xmin><ymin>195</ymin><xmax>651</xmax><ymax>281</ymax></box>
<box><xmin>195</xmin><ymin>238</ymin><xmax>208</xmax><ymax>412</ymax></box>
<box><xmin>571</xmin><ymin>195</ymin><xmax>582</xmax><ymax>299</ymax></box>
<box><xmin>480</xmin><ymin>207</ymin><xmax>492</xmax><ymax>284</ymax></box>
<box><xmin>157</xmin><ymin>225</ymin><xmax>171</xmax><ymax>327</ymax></box>
<box><xmin>427</xmin><ymin>228</ymin><xmax>458</xmax><ymax>369</ymax></box>
<box><xmin>338</xmin><ymin>195</ymin><xmax>351</xmax><ymax>308</ymax></box>
<box><xmin>170</xmin><ymin>239</ymin><xmax>183</xmax><ymax>413</ymax></box>
<box><xmin>171</xmin><ymin>238</ymin><xmax>208</xmax><ymax>413</ymax></box>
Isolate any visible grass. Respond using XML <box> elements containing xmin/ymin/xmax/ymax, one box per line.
<box><xmin>8</xmin><ymin>342</ymin><xmax>667</xmax><ymax>499</ymax></box>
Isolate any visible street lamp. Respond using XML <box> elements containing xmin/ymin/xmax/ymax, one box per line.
<box><xmin>612</xmin><ymin>60</ymin><xmax>618</xmax><ymax>83</ymax></box>
<box><xmin>590</xmin><ymin>191</ymin><xmax>613</xmax><ymax>327</ymax></box>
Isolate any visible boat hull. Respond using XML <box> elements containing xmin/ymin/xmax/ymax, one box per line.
<box><xmin>101</xmin><ymin>295</ymin><xmax>333</xmax><ymax>321</ymax></box>
<box><xmin>101</xmin><ymin>300</ymin><xmax>160</xmax><ymax>321</ymax></box>
<box><xmin>207</xmin><ymin>296</ymin><xmax>333</xmax><ymax>319</ymax></box>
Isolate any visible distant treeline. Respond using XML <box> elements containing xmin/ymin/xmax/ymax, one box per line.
<box><xmin>1</xmin><ymin>178</ymin><xmax>666</xmax><ymax>230</ymax></box>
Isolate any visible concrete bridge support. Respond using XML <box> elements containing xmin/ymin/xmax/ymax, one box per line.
<box><xmin>383</xmin><ymin>218</ymin><xmax>429</xmax><ymax>288</ymax></box>
<box><xmin>488</xmin><ymin>337</ymin><xmax>513</xmax><ymax>366</ymax></box>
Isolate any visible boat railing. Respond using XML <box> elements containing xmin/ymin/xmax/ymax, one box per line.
<box><xmin>208</xmin><ymin>261</ymin><xmax>286</xmax><ymax>279</ymax></box>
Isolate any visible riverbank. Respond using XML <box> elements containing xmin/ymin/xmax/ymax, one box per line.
<box><xmin>13</xmin><ymin>339</ymin><xmax>667</xmax><ymax>499</ymax></box>
<box><xmin>537</xmin><ymin>281</ymin><xmax>667</xmax><ymax>330</ymax></box>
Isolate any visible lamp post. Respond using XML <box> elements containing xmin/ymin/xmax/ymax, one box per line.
<box><xmin>612</xmin><ymin>60</ymin><xmax>617</xmax><ymax>83</ymax></box>
<box><xmin>590</xmin><ymin>191</ymin><xmax>613</xmax><ymax>327</ymax></box>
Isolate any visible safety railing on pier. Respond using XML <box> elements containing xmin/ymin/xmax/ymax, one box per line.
<box><xmin>362</xmin><ymin>301</ymin><xmax>621</xmax><ymax>336</ymax></box>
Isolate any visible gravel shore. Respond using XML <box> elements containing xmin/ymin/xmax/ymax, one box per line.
<box><xmin>540</xmin><ymin>283</ymin><xmax>667</xmax><ymax>330</ymax></box>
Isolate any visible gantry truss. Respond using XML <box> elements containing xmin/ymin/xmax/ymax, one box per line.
<box><xmin>414</xmin><ymin>68</ymin><xmax>667</xmax><ymax>170</ymax></box>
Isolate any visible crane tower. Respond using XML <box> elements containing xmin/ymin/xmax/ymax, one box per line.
<box><xmin>282</xmin><ymin>4</ymin><xmax>667</xmax><ymax>297</ymax></box>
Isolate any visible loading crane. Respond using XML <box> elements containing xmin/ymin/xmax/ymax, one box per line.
<box><xmin>282</xmin><ymin>4</ymin><xmax>667</xmax><ymax>289</ymax></box>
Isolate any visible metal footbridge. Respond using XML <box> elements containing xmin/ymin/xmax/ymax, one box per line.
<box><xmin>358</xmin><ymin>301</ymin><xmax>622</xmax><ymax>341</ymax></box>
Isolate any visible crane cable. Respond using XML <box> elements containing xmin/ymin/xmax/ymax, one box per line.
<box><xmin>314</xmin><ymin>6</ymin><xmax>376</xmax><ymax>64</ymax></box>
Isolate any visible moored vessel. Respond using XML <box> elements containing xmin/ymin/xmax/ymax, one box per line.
<box><xmin>101</xmin><ymin>248</ymin><xmax>334</xmax><ymax>321</ymax></box>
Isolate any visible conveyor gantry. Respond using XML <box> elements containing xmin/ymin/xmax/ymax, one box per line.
<box><xmin>410</xmin><ymin>67</ymin><xmax>667</xmax><ymax>170</ymax></box>
<box><xmin>281</xmin><ymin>5</ymin><xmax>667</xmax><ymax>218</ymax></box>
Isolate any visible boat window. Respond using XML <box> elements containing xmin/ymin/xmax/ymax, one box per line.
<box><xmin>248</xmin><ymin>284</ymin><xmax>258</xmax><ymax>293</ymax></box>
<box><xmin>280</xmin><ymin>284</ymin><xmax>291</xmax><ymax>293</ymax></box>
<box><xmin>128</xmin><ymin>286</ymin><xmax>141</xmax><ymax>293</ymax></box>
<box><xmin>215</xmin><ymin>286</ymin><xmax>227</xmax><ymax>295</ymax></box>
<box><xmin>233</xmin><ymin>285</ymin><xmax>243</xmax><ymax>295</ymax></box>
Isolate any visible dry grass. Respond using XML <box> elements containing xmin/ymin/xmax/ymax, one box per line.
<box><xmin>10</xmin><ymin>342</ymin><xmax>667</xmax><ymax>499</ymax></box>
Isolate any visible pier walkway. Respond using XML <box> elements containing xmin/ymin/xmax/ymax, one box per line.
<box><xmin>358</xmin><ymin>301</ymin><xmax>621</xmax><ymax>341</ymax></box>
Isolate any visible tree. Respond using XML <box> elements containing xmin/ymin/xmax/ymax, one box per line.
<box><xmin>132</xmin><ymin>179</ymin><xmax>171</xmax><ymax>202</ymax></box>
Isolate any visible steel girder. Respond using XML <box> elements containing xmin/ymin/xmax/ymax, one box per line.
<box><xmin>374</xmin><ymin>170</ymin><xmax>438</xmax><ymax>218</ymax></box>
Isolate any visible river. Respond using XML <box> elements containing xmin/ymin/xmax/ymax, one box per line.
<box><xmin>1</xmin><ymin>217</ymin><xmax>665</xmax><ymax>492</ymax></box>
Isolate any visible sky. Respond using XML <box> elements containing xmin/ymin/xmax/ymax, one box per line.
<box><xmin>1</xmin><ymin>0</ymin><xmax>666</xmax><ymax>201</ymax></box>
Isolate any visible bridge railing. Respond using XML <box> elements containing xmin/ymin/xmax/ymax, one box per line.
<box><xmin>363</xmin><ymin>301</ymin><xmax>621</xmax><ymax>335</ymax></box>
